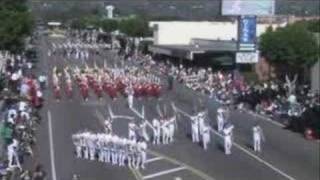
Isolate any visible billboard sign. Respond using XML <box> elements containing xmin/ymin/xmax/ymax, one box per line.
<box><xmin>238</xmin><ymin>16</ymin><xmax>256</xmax><ymax>51</ymax></box>
<box><xmin>236</xmin><ymin>51</ymin><xmax>259</xmax><ymax>64</ymax></box>
<box><xmin>222</xmin><ymin>0</ymin><xmax>275</xmax><ymax>16</ymax></box>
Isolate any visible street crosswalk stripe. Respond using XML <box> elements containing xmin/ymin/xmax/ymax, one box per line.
<box><xmin>130</xmin><ymin>167</ymin><xmax>143</xmax><ymax>180</ymax></box>
<box><xmin>143</xmin><ymin>167</ymin><xmax>186</xmax><ymax>180</ymax></box>
<box><xmin>148</xmin><ymin>150</ymin><xmax>216</xmax><ymax>180</ymax></box>
<box><xmin>145</xmin><ymin>157</ymin><xmax>164</xmax><ymax>164</ymax></box>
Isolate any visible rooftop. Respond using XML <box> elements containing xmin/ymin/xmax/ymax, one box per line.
<box><xmin>149</xmin><ymin>39</ymin><xmax>238</xmax><ymax>60</ymax></box>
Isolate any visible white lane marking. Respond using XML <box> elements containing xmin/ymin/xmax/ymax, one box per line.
<box><xmin>143</xmin><ymin>166</ymin><xmax>186</xmax><ymax>180</ymax></box>
<box><xmin>130</xmin><ymin>167</ymin><xmax>143</xmax><ymax>180</ymax></box>
<box><xmin>145</xmin><ymin>157</ymin><xmax>163</xmax><ymax>164</ymax></box>
<box><xmin>209</xmin><ymin>128</ymin><xmax>296</xmax><ymax>180</ymax></box>
<box><xmin>246</xmin><ymin>110</ymin><xmax>285</xmax><ymax>127</ymax></box>
<box><xmin>48</xmin><ymin>111</ymin><xmax>57</xmax><ymax>180</ymax></box>
<box><xmin>148</xmin><ymin>150</ymin><xmax>216</xmax><ymax>180</ymax></box>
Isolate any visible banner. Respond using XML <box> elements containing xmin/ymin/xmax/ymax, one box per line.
<box><xmin>238</xmin><ymin>16</ymin><xmax>257</xmax><ymax>51</ymax></box>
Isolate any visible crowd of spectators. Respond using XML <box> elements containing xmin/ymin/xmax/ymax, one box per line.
<box><xmin>0</xmin><ymin>51</ymin><xmax>46</xmax><ymax>179</ymax></box>
<box><xmin>135</xmin><ymin>56</ymin><xmax>319</xmax><ymax>139</ymax></box>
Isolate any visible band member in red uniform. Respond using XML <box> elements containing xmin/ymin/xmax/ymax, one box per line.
<box><xmin>146</xmin><ymin>83</ymin><xmax>153</xmax><ymax>97</ymax></box>
<box><xmin>87</xmin><ymin>75</ymin><xmax>94</xmax><ymax>88</ymax></box>
<box><xmin>133</xmin><ymin>83</ymin><xmax>140</xmax><ymax>98</ymax></box>
<box><xmin>104</xmin><ymin>82</ymin><xmax>111</xmax><ymax>97</ymax></box>
<box><xmin>53</xmin><ymin>85</ymin><xmax>61</xmax><ymax>101</ymax></box>
<box><xmin>116</xmin><ymin>79</ymin><xmax>126</xmax><ymax>95</ymax></box>
<box><xmin>65</xmin><ymin>79</ymin><xmax>73</xmax><ymax>99</ymax></box>
<box><xmin>108</xmin><ymin>84</ymin><xmax>117</xmax><ymax>100</ymax></box>
<box><xmin>80</xmin><ymin>83</ymin><xmax>89</xmax><ymax>101</ymax></box>
<box><xmin>94</xmin><ymin>83</ymin><xmax>103</xmax><ymax>100</ymax></box>
<box><xmin>152</xmin><ymin>84</ymin><xmax>161</xmax><ymax>98</ymax></box>
<box><xmin>138</xmin><ymin>84</ymin><xmax>144</xmax><ymax>98</ymax></box>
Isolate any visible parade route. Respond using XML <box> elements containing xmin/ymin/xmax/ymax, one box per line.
<box><xmin>29</xmin><ymin>35</ymin><xmax>319</xmax><ymax>180</ymax></box>
<box><xmin>47</xmin><ymin>111</ymin><xmax>57</xmax><ymax>180</ymax></box>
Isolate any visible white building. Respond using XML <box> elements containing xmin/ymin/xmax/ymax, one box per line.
<box><xmin>149</xmin><ymin>21</ymin><xmax>286</xmax><ymax>45</ymax></box>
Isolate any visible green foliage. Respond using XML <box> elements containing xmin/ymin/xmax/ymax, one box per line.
<box><xmin>70</xmin><ymin>15</ymin><xmax>151</xmax><ymax>37</ymax></box>
<box><xmin>70</xmin><ymin>15</ymin><xmax>100</xmax><ymax>29</ymax></box>
<box><xmin>118</xmin><ymin>16</ymin><xmax>151</xmax><ymax>37</ymax></box>
<box><xmin>307</xmin><ymin>19</ymin><xmax>320</xmax><ymax>33</ymax></box>
<box><xmin>81</xmin><ymin>15</ymin><xmax>100</xmax><ymax>29</ymax></box>
<box><xmin>0</xmin><ymin>0</ymin><xmax>33</xmax><ymax>53</ymax></box>
<box><xmin>259</xmin><ymin>22</ymin><xmax>319</xmax><ymax>71</ymax></box>
<box><xmin>294</xmin><ymin>20</ymin><xmax>320</xmax><ymax>33</ymax></box>
<box><xmin>100</xmin><ymin>19</ymin><xmax>118</xmax><ymax>33</ymax></box>
<box><xmin>70</xmin><ymin>19</ymin><xmax>86</xmax><ymax>30</ymax></box>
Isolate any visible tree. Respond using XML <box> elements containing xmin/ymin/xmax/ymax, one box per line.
<box><xmin>259</xmin><ymin>22</ymin><xmax>319</xmax><ymax>80</ymax></box>
<box><xmin>70</xmin><ymin>18</ymin><xmax>86</xmax><ymax>30</ymax></box>
<box><xmin>100</xmin><ymin>19</ymin><xmax>118</xmax><ymax>33</ymax></box>
<box><xmin>119</xmin><ymin>16</ymin><xmax>151</xmax><ymax>37</ymax></box>
<box><xmin>69</xmin><ymin>15</ymin><xmax>151</xmax><ymax>37</ymax></box>
<box><xmin>0</xmin><ymin>0</ymin><xmax>33</xmax><ymax>53</ymax></box>
<box><xmin>307</xmin><ymin>19</ymin><xmax>320</xmax><ymax>33</ymax></box>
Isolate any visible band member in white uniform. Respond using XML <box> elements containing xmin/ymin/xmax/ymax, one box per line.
<box><xmin>201</xmin><ymin>125</ymin><xmax>211</xmax><ymax>150</ymax></box>
<box><xmin>139</xmin><ymin>121</ymin><xmax>150</xmax><ymax>142</ymax></box>
<box><xmin>97</xmin><ymin>134</ymin><xmax>104</xmax><ymax>162</ymax></box>
<box><xmin>72</xmin><ymin>134</ymin><xmax>82</xmax><ymax>158</ymax></box>
<box><xmin>104</xmin><ymin>117</ymin><xmax>113</xmax><ymax>134</ymax></box>
<box><xmin>191</xmin><ymin>115</ymin><xmax>200</xmax><ymax>143</ymax></box>
<box><xmin>104</xmin><ymin>134</ymin><xmax>112</xmax><ymax>163</ymax></box>
<box><xmin>161</xmin><ymin>118</ymin><xmax>170</xmax><ymax>144</ymax></box>
<box><xmin>7</xmin><ymin>139</ymin><xmax>22</xmax><ymax>170</ymax></box>
<box><xmin>137</xmin><ymin>140</ymin><xmax>147</xmax><ymax>169</ymax></box>
<box><xmin>128</xmin><ymin>121</ymin><xmax>137</xmax><ymax>141</ymax></box>
<box><xmin>88</xmin><ymin>134</ymin><xmax>96</xmax><ymax>161</ymax></box>
<box><xmin>217</xmin><ymin>112</ymin><xmax>225</xmax><ymax>132</ymax></box>
<box><xmin>83</xmin><ymin>132</ymin><xmax>90</xmax><ymax>159</ymax></box>
<box><xmin>119</xmin><ymin>138</ymin><xmax>127</xmax><ymax>166</ymax></box>
<box><xmin>253</xmin><ymin>124</ymin><xmax>265</xmax><ymax>152</ymax></box>
<box><xmin>152</xmin><ymin>118</ymin><xmax>161</xmax><ymax>144</ymax></box>
<box><xmin>126</xmin><ymin>84</ymin><xmax>134</xmax><ymax>108</ymax></box>
<box><xmin>127</xmin><ymin>139</ymin><xmax>137</xmax><ymax>168</ymax></box>
<box><xmin>223</xmin><ymin>123</ymin><xmax>234</xmax><ymax>155</ymax></box>
<box><xmin>166</xmin><ymin>115</ymin><xmax>176</xmax><ymax>143</ymax></box>
<box><xmin>111</xmin><ymin>135</ymin><xmax>119</xmax><ymax>165</ymax></box>
<box><xmin>197</xmin><ymin>111</ymin><xmax>206</xmax><ymax>135</ymax></box>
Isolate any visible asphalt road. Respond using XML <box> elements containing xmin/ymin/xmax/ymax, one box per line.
<box><xmin>27</xmin><ymin>35</ymin><xmax>320</xmax><ymax>180</ymax></box>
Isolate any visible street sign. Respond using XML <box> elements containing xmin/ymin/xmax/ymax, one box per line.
<box><xmin>236</xmin><ymin>51</ymin><xmax>259</xmax><ymax>64</ymax></box>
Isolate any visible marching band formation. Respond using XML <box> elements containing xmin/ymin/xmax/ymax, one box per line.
<box><xmin>46</xmin><ymin>38</ymin><xmax>267</xmax><ymax>170</ymax></box>
<box><xmin>51</xmin><ymin>62</ymin><xmax>162</xmax><ymax>101</ymax></box>
<box><xmin>71</xmin><ymin>101</ymin><xmax>264</xmax><ymax>168</ymax></box>
<box><xmin>72</xmin><ymin>132</ymin><xmax>147</xmax><ymax>169</ymax></box>
<box><xmin>65</xmin><ymin>65</ymin><xmax>266</xmax><ymax>169</ymax></box>
<box><xmin>128</xmin><ymin>105</ymin><xmax>177</xmax><ymax>145</ymax></box>
<box><xmin>48</xmin><ymin>42</ymin><xmax>110</xmax><ymax>61</ymax></box>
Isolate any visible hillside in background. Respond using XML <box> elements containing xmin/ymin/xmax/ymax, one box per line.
<box><xmin>29</xmin><ymin>0</ymin><xmax>320</xmax><ymax>22</ymax></box>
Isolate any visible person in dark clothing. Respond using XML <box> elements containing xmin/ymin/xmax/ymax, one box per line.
<box><xmin>167</xmin><ymin>73</ymin><xmax>174</xmax><ymax>91</ymax></box>
<box><xmin>32</xmin><ymin>164</ymin><xmax>46</xmax><ymax>180</ymax></box>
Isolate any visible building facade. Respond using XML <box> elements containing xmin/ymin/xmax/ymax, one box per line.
<box><xmin>149</xmin><ymin>21</ymin><xmax>286</xmax><ymax>45</ymax></box>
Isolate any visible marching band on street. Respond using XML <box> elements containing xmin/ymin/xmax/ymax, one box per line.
<box><xmin>72</xmin><ymin>131</ymin><xmax>147</xmax><ymax>169</ymax></box>
<box><xmin>45</xmin><ymin>37</ymin><xmax>269</xmax><ymax>170</ymax></box>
